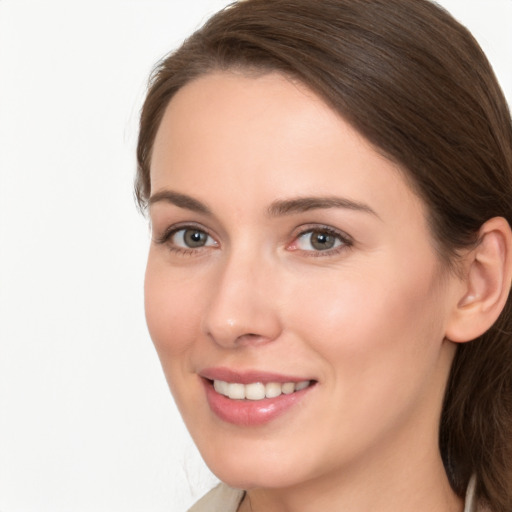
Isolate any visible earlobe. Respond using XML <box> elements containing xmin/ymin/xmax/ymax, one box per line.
<box><xmin>445</xmin><ymin>217</ymin><xmax>512</xmax><ymax>343</ymax></box>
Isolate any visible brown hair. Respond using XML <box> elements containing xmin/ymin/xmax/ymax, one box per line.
<box><xmin>136</xmin><ymin>0</ymin><xmax>512</xmax><ymax>509</ymax></box>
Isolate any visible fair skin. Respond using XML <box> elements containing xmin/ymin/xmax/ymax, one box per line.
<box><xmin>145</xmin><ymin>71</ymin><xmax>469</xmax><ymax>512</ymax></box>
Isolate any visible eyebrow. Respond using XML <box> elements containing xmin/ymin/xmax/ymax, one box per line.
<box><xmin>149</xmin><ymin>190</ymin><xmax>212</xmax><ymax>215</ymax></box>
<box><xmin>149</xmin><ymin>189</ymin><xmax>378</xmax><ymax>218</ymax></box>
<box><xmin>267</xmin><ymin>196</ymin><xmax>379</xmax><ymax>218</ymax></box>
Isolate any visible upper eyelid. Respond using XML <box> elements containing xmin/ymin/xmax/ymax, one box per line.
<box><xmin>153</xmin><ymin>222</ymin><xmax>215</xmax><ymax>245</ymax></box>
<box><xmin>293</xmin><ymin>224</ymin><xmax>353</xmax><ymax>241</ymax></box>
<box><xmin>289</xmin><ymin>225</ymin><xmax>354</xmax><ymax>256</ymax></box>
<box><xmin>153</xmin><ymin>221</ymin><xmax>353</xmax><ymax>247</ymax></box>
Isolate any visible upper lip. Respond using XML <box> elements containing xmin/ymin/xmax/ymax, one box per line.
<box><xmin>200</xmin><ymin>367</ymin><xmax>314</xmax><ymax>384</ymax></box>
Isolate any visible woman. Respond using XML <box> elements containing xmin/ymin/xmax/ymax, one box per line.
<box><xmin>136</xmin><ymin>1</ymin><xmax>512</xmax><ymax>511</ymax></box>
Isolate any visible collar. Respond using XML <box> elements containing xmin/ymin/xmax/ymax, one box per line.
<box><xmin>464</xmin><ymin>475</ymin><xmax>477</xmax><ymax>512</ymax></box>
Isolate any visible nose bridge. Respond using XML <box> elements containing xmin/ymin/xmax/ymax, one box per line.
<box><xmin>202</xmin><ymin>244</ymin><xmax>281</xmax><ymax>347</ymax></box>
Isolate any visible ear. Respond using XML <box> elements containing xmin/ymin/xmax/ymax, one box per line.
<box><xmin>445</xmin><ymin>217</ymin><xmax>512</xmax><ymax>343</ymax></box>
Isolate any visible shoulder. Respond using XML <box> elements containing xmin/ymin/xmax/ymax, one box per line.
<box><xmin>187</xmin><ymin>483</ymin><xmax>245</xmax><ymax>512</ymax></box>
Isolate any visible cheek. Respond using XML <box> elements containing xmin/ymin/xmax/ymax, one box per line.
<box><xmin>282</xmin><ymin>263</ymin><xmax>449</xmax><ymax>455</ymax></box>
<box><xmin>286</xmin><ymin>260</ymin><xmax>447</xmax><ymax>380</ymax></box>
<box><xmin>144</xmin><ymin>256</ymin><xmax>202</xmax><ymax>358</ymax></box>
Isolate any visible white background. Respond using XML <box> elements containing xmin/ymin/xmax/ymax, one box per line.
<box><xmin>0</xmin><ymin>1</ymin><xmax>510</xmax><ymax>511</ymax></box>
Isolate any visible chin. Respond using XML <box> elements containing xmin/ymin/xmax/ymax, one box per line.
<box><xmin>195</xmin><ymin>435</ymin><xmax>318</xmax><ymax>491</ymax></box>
<box><xmin>209</xmin><ymin>461</ymin><xmax>304</xmax><ymax>491</ymax></box>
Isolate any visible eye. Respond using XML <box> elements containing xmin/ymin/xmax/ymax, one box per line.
<box><xmin>290</xmin><ymin>227</ymin><xmax>352</xmax><ymax>254</ymax></box>
<box><xmin>170</xmin><ymin>228</ymin><xmax>216</xmax><ymax>249</ymax></box>
<box><xmin>154</xmin><ymin>225</ymin><xmax>218</xmax><ymax>254</ymax></box>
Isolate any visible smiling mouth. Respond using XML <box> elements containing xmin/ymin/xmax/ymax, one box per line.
<box><xmin>202</xmin><ymin>373</ymin><xmax>317</xmax><ymax>425</ymax></box>
<box><xmin>211</xmin><ymin>379</ymin><xmax>314</xmax><ymax>400</ymax></box>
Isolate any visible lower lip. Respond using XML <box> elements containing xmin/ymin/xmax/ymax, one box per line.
<box><xmin>203</xmin><ymin>379</ymin><xmax>314</xmax><ymax>426</ymax></box>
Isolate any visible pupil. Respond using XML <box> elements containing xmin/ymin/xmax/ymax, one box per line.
<box><xmin>312</xmin><ymin>231</ymin><xmax>335</xmax><ymax>250</ymax></box>
<box><xmin>185</xmin><ymin>230</ymin><xmax>206</xmax><ymax>247</ymax></box>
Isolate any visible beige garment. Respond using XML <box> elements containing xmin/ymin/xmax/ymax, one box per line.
<box><xmin>187</xmin><ymin>483</ymin><xmax>244</xmax><ymax>512</ymax></box>
<box><xmin>189</xmin><ymin>475</ymin><xmax>480</xmax><ymax>512</ymax></box>
<box><xmin>464</xmin><ymin>475</ymin><xmax>477</xmax><ymax>512</ymax></box>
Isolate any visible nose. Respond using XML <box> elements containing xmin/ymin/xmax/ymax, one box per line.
<box><xmin>201</xmin><ymin>251</ymin><xmax>282</xmax><ymax>348</ymax></box>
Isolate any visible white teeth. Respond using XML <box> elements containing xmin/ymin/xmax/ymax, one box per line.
<box><xmin>295</xmin><ymin>380</ymin><xmax>310</xmax><ymax>391</ymax></box>
<box><xmin>212</xmin><ymin>379</ymin><xmax>311</xmax><ymax>400</ymax></box>
<box><xmin>282</xmin><ymin>382</ymin><xmax>295</xmax><ymax>395</ymax></box>
<box><xmin>245</xmin><ymin>382</ymin><xmax>265</xmax><ymax>400</ymax></box>
<box><xmin>265</xmin><ymin>382</ymin><xmax>282</xmax><ymax>398</ymax></box>
<box><xmin>227</xmin><ymin>383</ymin><xmax>245</xmax><ymax>400</ymax></box>
<box><xmin>214</xmin><ymin>379</ymin><xmax>228</xmax><ymax>395</ymax></box>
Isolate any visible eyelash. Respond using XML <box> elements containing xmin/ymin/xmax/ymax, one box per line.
<box><xmin>290</xmin><ymin>225</ymin><xmax>353</xmax><ymax>257</ymax></box>
<box><xmin>154</xmin><ymin>223</ymin><xmax>217</xmax><ymax>256</ymax></box>
<box><xmin>154</xmin><ymin>223</ymin><xmax>353</xmax><ymax>257</ymax></box>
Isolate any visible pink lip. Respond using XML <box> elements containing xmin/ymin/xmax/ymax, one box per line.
<box><xmin>200</xmin><ymin>367</ymin><xmax>310</xmax><ymax>384</ymax></box>
<box><xmin>200</xmin><ymin>367</ymin><xmax>316</xmax><ymax>427</ymax></box>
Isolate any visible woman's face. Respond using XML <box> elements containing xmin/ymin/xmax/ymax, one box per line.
<box><xmin>145</xmin><ymin>72</ymin><xmax>461</xmax><ymax>490</ymax></box>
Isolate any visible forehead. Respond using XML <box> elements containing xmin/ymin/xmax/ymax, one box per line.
<box><xmin>151</xmin><ymin>71</ymin><xmax>346</xmax><ymax>186</ymax></box>
<box><xmin>150</xmin><ymin>71</ymin><xmax>426</xmax><ymax>228</ymax></box>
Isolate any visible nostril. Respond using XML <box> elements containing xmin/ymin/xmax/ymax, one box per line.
<box><xmin>236</xmin><ymin>333</ymin><xmax>270</xmax><ymax>345</ymax></box>
<box><xmin>202</xmin><ymin>296</ymin><xmax>282</xmax><ymax>348</ymax></box>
